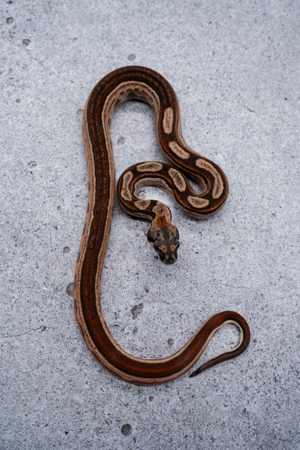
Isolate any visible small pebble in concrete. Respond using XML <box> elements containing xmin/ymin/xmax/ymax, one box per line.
<box><xmin>16</xmin><ymin>99</ymin><xmax>21</xmax><ymax>103</ymax></box>
<box><xmin>167</xmin><ymin>338</ymin><xmax>174</xmax><ymax>346</ymax></box>
<box><xmin>131</xmin><ymin>303</ymin><xmax>143</xmax><ymax>319</ymax></box>
<box><xmin>66</xmin><ymin>282</ymin><xmax>74</xmax><ymax>297</ymax></box>
<box><xmin>6</xmin><ymin>17</ymin><xmax>14</xmax><ymax>24</ymax></box>
<box><xmin>28</xmin><ymin>161</ymin><xmax>37</xmax><ymax>168</ymax></box>
<box><xmin>121</xmin><ymin>424</ymin><xmax>132</xmax><ymax>436</ymax></box>
<box><xmin>22</xmin><ymin>39</ymin><xmax>31</xmax><ymax>46</ymax></box>
<box><xmin>128</xmin><ymin>54</ymin><xmax>136</xmax><ymax>61</ymax></box>
<box><xmin>144</xmin><ymin>285</ymin><xmax>149</xmax><ymax>293</ymax></box>
<box><xmin>133</xmin><ymin>327</ymin><xmax>138</xmax><ymax>334</ymax></box>
<box><xmin>149</xmin><ymin>396</ymin><xmax>154</xmax><ymax>402</ymax></box>
<box><xmin>63</xmin><ymin>246</ymin><xmax>71</xmax><ymax>253</ymax></box>
<box><xmin>117</xmin><ymin>136</ymin><xmax>125</xmax><ymax>144</ymax></box>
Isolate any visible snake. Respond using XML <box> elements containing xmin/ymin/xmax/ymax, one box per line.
<box><xmin>74</xmin><ymin>66</ymin><xmax>250</xmax><ymax>385</ymax></box>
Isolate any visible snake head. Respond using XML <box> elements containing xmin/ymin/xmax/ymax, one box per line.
<box><xmin>147</xmin><ymin>224</ymin><xmax>180</xmax><ymax>264</ymax></box>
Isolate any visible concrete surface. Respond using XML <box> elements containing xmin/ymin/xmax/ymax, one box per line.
<box><xmin>0</xmin><ymin>1</ymin><xmax>299</xmax><ymax>449</ymax></box>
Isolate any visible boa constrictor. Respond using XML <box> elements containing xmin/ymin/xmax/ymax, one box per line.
<box><xmin>74</xmin><ymin>66</ymin><xmax>250</xmax><ymax>385</ymax></box>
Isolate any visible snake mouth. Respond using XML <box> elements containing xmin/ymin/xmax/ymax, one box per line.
<box><xmin>158</xmin><ymin>250</ymin><xmax>178</xmax><ymax>265</ymax></box>
<box><xmin>162</xmin><ymin>257</ymin><xmax>176</xmax><ymax>265</ymax></box>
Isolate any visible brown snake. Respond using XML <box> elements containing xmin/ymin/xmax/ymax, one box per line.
<box><xmin>74</xmin><ymin>66</ymin><xmax>250</xmax><ymax>385</ymax></box>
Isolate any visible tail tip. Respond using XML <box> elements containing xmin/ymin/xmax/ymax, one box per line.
<box><xmin>189</xmin><ymin>367</ymin><xmax>203</xmax><ymax>378</ymax></box>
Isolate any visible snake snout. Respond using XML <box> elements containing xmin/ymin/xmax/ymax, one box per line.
<box><xmin>160</xmin><ymin>251</ymin><xmax>177</xmax><ymax>265</ymax></box>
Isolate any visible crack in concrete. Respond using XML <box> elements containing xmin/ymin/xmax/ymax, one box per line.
<box><xmin>0</xmin><ymin>326</ymin><xmax>55</xmax><ymax>339</ymax></box>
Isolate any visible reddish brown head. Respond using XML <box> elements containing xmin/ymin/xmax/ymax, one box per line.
<box><xmin>147</xmin><ymin>224</ymin><xmax>180</xmax><ymax>264</ymax></box>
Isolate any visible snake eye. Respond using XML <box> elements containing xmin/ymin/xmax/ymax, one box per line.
<box><xmin>158</xmin><ymin>245</ymin><xmax>167</xmax><ymax>253</ymax></box>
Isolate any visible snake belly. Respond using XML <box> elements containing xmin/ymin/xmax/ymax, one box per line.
<box><xmin>74</xmin><ymin>66</ymin><xmax>250</xmax><ymax>385</ymax></box>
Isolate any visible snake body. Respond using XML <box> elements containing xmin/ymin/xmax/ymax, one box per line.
<box><xmin>74</xmin><ymin>66</ymin><xmax>250</xmax><ymax>384</ymax></box>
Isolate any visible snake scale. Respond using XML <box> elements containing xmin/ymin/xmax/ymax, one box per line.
<box><xmin>74</xmin><ymin>66</ymin><xmax>250</xmax><ymax>385</ymax></box>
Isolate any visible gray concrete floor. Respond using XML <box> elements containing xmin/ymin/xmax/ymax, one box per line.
<box><xmin>1</xmin><ymin>1</ymin><xmax>299</xmax><ymax>449</ymax></box>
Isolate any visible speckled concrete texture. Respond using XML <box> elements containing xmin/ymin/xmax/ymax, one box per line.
<box><xmin>1</xmin><ymin>1</ymin><xmax>299</xmax><ymax>449</ymax></box>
